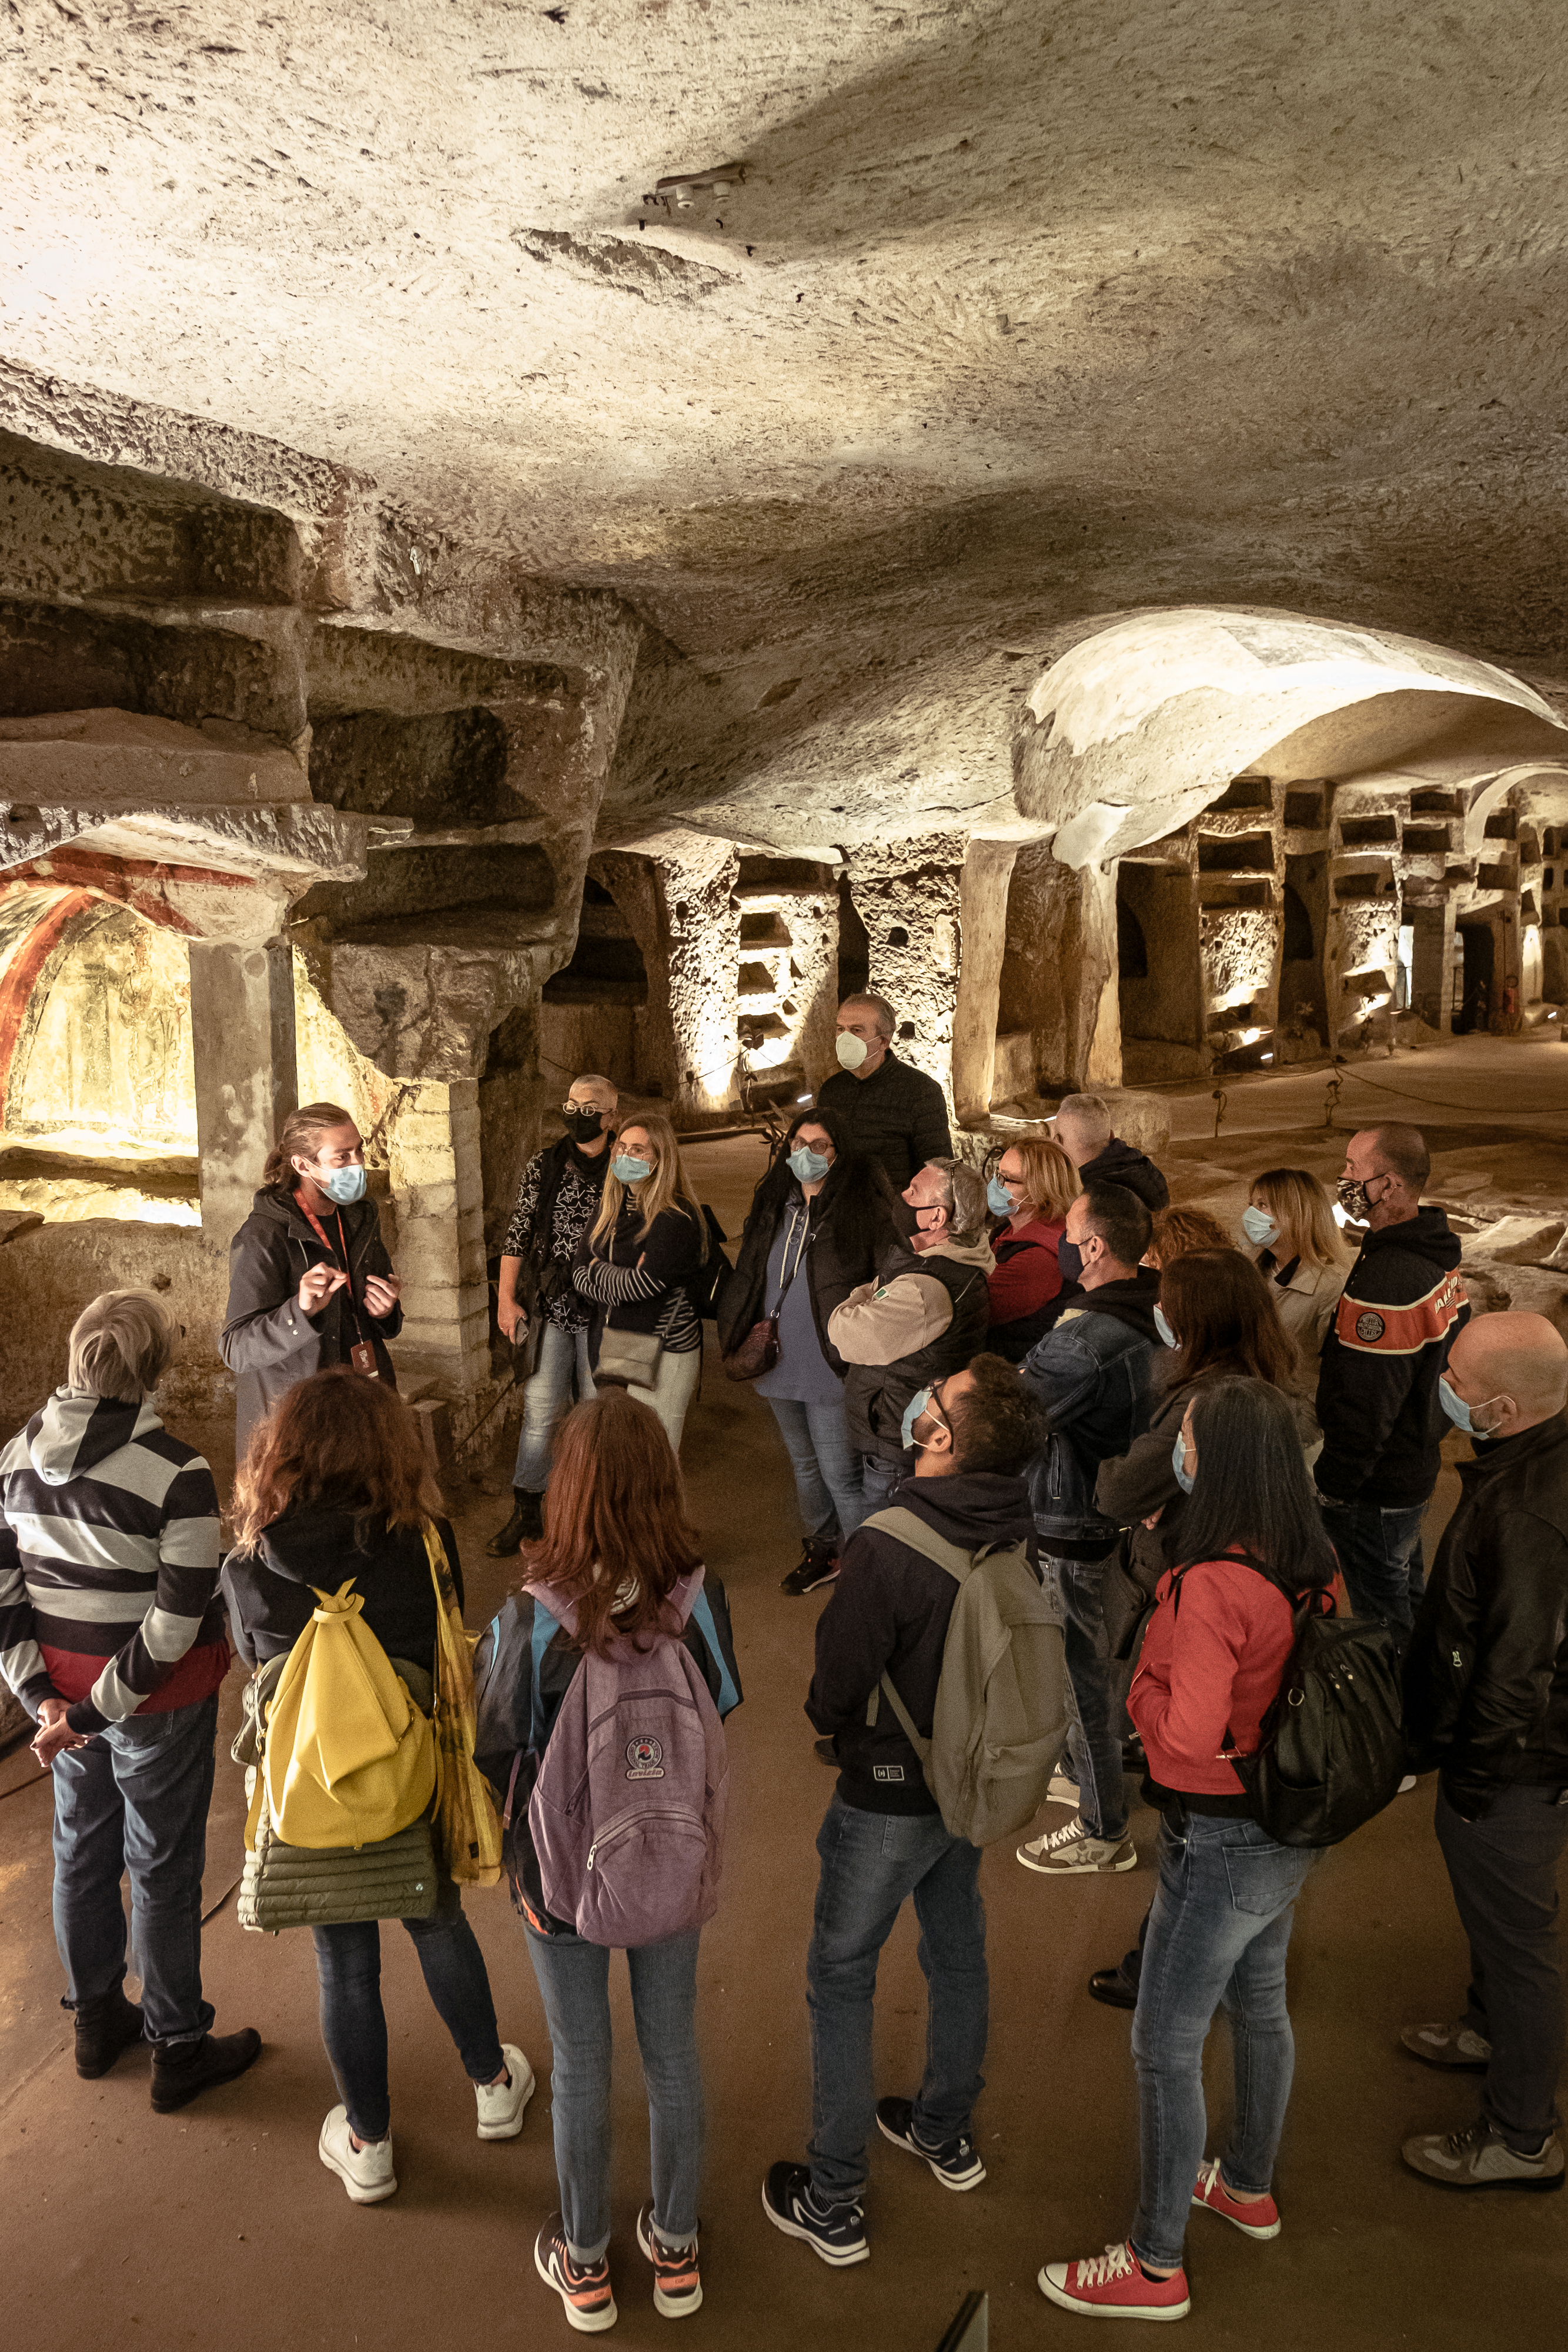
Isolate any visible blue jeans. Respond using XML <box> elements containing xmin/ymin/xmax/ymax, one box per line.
<box><xmin>51</xmin><ymin>1691</ymin><xmax>219</xmax><ymax>2045</ymax></box>
<box><xmin>858</xmin><ymin>1455</ymin><xmax>912</xmax><ymax>1518</ymax></box>
<box><xmin>513</xmin><ymin>1321</ymin><xmax>597</xmax><ymax>1492</ymax></box>
<box><xmin>767</xmin><ymin>1398</ymin><xmax>866</xmax><ymax>1544</ymax></box>
<box><xmin>1317</xmin><ymin>1494</ymin><xmax>1426</xmax><ymax>1631</ymax></box>
<box><xmin>525</xmin><ymin>1925</ymin><xmax>704</xmax><ymax>2264</ymax></box>
<box><xmin>312</xmin><ymin>1878</ymin><xmax>504</xmax><ymax>2142</ymax></box>
<box><xmin>1131</xmin><ymin>1811</ymin><xmax>1322</xmax><ymax>2270</ymax></box>
<box><xmin>805</xmin><ymin>1793</ymin><xmax>988</xmax><ymax>2206</ymax></box>
<box><xmin>1040</xmin><ymin>1551</ymin><xmax>1128</xmax><ymax>1842</ymax></box>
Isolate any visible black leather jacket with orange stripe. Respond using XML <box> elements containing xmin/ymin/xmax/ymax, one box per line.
<box><xmin>1313</xmin><ymin>1207</ymin><xmax>1467</xmax><ymax>1508</ymax></box>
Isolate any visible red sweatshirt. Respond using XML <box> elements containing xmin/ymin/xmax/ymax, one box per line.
<box><xmin>1129</xmin><ymin>1555</ymin><xmax>1300</xmax><ymax>1796</ymax></box>
<box><xmin>987</xmin><ymin>1215</ymin><xmax>1065</xmax><ymax>1326</ymax></box>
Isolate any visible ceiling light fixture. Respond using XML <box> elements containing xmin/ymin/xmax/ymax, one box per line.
<box><xmin>643</xmin><ymin>162</ymin><xmax>747</xmax><ymax>216</ymax></box>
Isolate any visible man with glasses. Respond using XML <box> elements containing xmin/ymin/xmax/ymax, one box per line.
<box><xmin>488</xmin><ymin>1074</ymin><xmax>618</xmax><ymax>1556</ymax></box>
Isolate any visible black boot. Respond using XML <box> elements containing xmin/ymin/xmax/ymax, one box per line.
<box><xmin>73</xmin><ymin>1988</ymin><xmax>146</xmax><ymax>2079</ymax></box>
<box><xmin>151</xmin><ymin>2027</ymin><xmax>262</xmax><ymax>2113</ymax></box>
<box><xmin>486</xmin><ymin>1488</ymin><xmax>544</xmax><ymax>1558</ymax></box>
<box><xmin>780</xmin><ymin>1539</ymin><xmax>840</xmax><ymax>1598</ymax></box>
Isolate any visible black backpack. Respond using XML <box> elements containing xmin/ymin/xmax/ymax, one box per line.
<box><xmin>692</xmin><ymin>1204</ymin><xmax>732</xmax><ymax>1321</ymax></box>
<box><xmin>1171</xmin><ymin>1563</ymin><xmax>1406</xmax><ymax>1849</ymax></box>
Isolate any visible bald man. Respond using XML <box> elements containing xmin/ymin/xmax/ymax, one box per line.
<box><xmin>1313</xmin><ymin>1122</ymin><xmax>1467</xmax><ymax>1628</ymax></box>
<box><xmin>1401</xmin><ymin>1310</ymin><xmax>1568</xmax><ymax>2193</ymax></box>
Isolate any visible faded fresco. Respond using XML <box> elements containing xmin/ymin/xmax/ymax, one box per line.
<box><xmin>5</xmin><ymin>906</ymin><xmax>196</xmax><ymax>1148</ymax></box>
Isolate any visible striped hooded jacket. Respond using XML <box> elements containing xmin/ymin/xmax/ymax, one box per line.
<box><xmin>0</xmin><ymin>1390</ymin><xmax>225</xmax><ymax>1736</ymax></box>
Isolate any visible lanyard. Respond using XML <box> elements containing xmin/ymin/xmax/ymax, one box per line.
<box><xmin>297</xmin><ymin>1197</ymin><xmax>369</xmax><ymax>1348</ymax></box>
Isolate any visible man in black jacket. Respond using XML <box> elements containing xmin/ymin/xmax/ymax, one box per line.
<box><xmin>763</xmin><ymin>1357</ymin><xmax>1047</xmax><ymax>2267</ymax></box>
<box><xmin>816</xmin><ymin>993</ymin><xmax>952</xmax><ymax>1191</ymax></box>
<box><xmin>1400</xmin><ymin>1310</ymin><xmax>1568</xmax><ymax>2194</ymax></box>
<box><xmin>1016</xmin><ymin>1184</ymin><xmax>1161</xmax><ymax>1877</ymax></box>
<box><xmin>1052</xmin><ymin>1094</ymin><xmax>1169</xmax><ymax>1287</ymax></box>
<box><xmin>1313</xmin><ymin>1122</ymin><xmax>1467</xmax><ymax>1629</ymax></box>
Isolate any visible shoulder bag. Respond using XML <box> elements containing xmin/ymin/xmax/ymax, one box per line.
<box><xmin>722</xmin><ymin>1201</ymin><xmax>811</xmax><ymax>1383</ymax></box>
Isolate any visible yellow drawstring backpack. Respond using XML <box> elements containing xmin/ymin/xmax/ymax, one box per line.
<box><xmin>253</xmin><ymin>1581</ymin><xmax>437</xmax><ymax>1852</ymax></box>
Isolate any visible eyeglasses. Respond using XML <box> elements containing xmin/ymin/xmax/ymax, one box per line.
<box><xmin>562</xmin><ymin>1102</ymin><xmax>604</xmax><ymax>1118</ymax></box>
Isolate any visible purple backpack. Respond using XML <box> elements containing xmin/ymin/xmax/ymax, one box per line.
<box><xmin>523</xmin><ymin>1570</ymin><xmax>729</xmax><ymax>1947</ymax></box>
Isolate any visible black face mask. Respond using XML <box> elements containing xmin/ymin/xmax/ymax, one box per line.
<box><xmin>563</xmin><ymin>1108</ymin><xmax>605</xmax><ymax>1144</ymax></box>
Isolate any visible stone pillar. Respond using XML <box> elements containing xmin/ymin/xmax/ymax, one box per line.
<box><xmin>951</xmin><ymin>840</ymin><xmax>1019</xmax><ymax>1124</ymax></box>
<box><xmin>1001</xmin><ymin>847</ymin><xmax>1121</xmax><ymax>1093</ymax></box>
<box><xmin>386</xmin><ymin>1078</ymin><xmax>489</xmax><ymax>1392</ymax></box>
<box><xmin>844</xmin><ymin>833</ymin><xmax>967</xmax><ymax>1120</ymax></box>
<box><xmin>596</xmin><ymin>836</ymin><xmax>741</xmax><ymax>1122</ymax></box>
<box><xmin>189</xmin><ymin>937</ymin><xmax>298</xmax><ymax>1246</ymax></box>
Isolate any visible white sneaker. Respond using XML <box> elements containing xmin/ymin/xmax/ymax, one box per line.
<box><xmin>475</xmin><ymin>2043</ymin><xmax>536</xmax><ymax>2140</ymax></box>
<box><xmin>319</xmin><ymin>2104</ymin><xmax>397</xmax><ymax>2203</ymax></box>
<box><xmin>1398</xmin><ymin>1774</ymin><xmax>1418</xmax><ymax>1794</ymax></box>
<box><xmin>1017</xmin><ymin>1816</ymin><xmax>1137</xmax><ymax>1876</ymax></box>
<box><xmin>1047</xmin><ymin>1773</ymin><xmax>1081</xmax><ymax>1805</ymax></box>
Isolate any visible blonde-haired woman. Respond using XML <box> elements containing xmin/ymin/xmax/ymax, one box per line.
<box><xmin>1241</xmin><ymin>1167</ymin><xmax>1351</xmax><ymax>1447</ymax></box>
<box><xmin>573</xmin><ymin>1111</ymin><xmax>709</xmax><ymax>1453</ymax></box>
<box><xmin>985</xmin><ymin>1133</ymin><xmax>1081</xmax><ymax>1362</ymax></box>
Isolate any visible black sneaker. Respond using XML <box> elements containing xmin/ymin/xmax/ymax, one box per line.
<box><xmin>875</xmin><ymin>2097</ymin><xmax>986</xmax><ymax>2190</ymax></box>
<box><xmin>780</xmin><ymin>1544</ymin><xmax>839</xmax><ymax>1598</ymax></box>
<box><xmin>761</xmin><ymin>2161</ymin><xmax>869</xmax><ymax>2266</ymax></box>
<box><xmin>636</xmin><ymin>2203</ymin><xmax>703</xmax><ymax>2318</ymax></box>
<box><xmin>1088</xmin><ymin>1968</ymin><xmax>1139</xmax><ymax>2012</ymax></box>
<box><xmin>534</xmin><ymin>2218</ymin><xmax>617</xmax><ymax>2333</ymax></box>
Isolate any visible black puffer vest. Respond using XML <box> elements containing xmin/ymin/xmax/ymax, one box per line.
<box><xmin>844</xmin><ymin>1244</ymin><xmax>992</xmax><ymax>1466</ymax></box>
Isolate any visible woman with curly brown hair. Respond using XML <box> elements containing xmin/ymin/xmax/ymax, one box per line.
<box><xmin>225</xmin><ymin>1369</ymin><xmax>531</xmax><ymax>2207</ymax></box>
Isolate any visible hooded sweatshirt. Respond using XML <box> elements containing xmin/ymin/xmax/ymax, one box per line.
<box><xmin>808</xmin><ymin>1469</ymin><xmax>1038</xmax><ymax>1814</ymax></box>
<box><xmin>0</xmin><ymin>1391</ymin><xmax>223</xmax><ymax>1734</ymax></box>
<box><xmin>223</xmin><ymin>1507</ymin><xmax>463</xmax><ymax>1673</ymax></box>
<box><xmin>220</xmin><ymin>1184</ymin><xmax>403</xmax><ymax>1459</ymax></box>
<box><xmin>1314</xmin><ymin>1205</ymin><xmax>1467</xmax><ymax>1507</ymax></box>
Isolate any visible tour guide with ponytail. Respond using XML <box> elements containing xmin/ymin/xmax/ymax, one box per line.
<box><xmin>220</xmin><ymin>1102</ymin><xmax>403</xmax><ymax>1456</ymax></box>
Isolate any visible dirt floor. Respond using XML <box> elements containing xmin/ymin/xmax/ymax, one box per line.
<box><xmin>2</xmin><ymin>1041</ymin><xmax>1565</xmax><ymax>2351</ymax></box>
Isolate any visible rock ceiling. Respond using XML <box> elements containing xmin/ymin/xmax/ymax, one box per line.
<box><xmin>4</xmin><ymin>0</ymin><xmax>1567</xmax><ymax>848</ymax></box>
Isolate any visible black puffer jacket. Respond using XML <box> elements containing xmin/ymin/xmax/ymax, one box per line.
<box><xmin>1404</xmin><ymin>1410</ymin><xmax>1568</xmax><ymax>1818</ymax></box>
<box><xmin>808</xmin><ymin>1472</ymin><xmax>1038</xmax><ymax>1814</ymax></box>
<box><xmin>220</xmin><ymin>1186</ymin><xmax>402</xmax><ymax>1457</ymax></box>
<box><xmin>717</xmin><ymin>1158</ymin><xmax>907</xmax><ymax>1375</ymax></box>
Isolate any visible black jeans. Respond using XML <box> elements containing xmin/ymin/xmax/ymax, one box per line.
<box><xmin>1435</xmin><ymin>1779</ymin><xmax>1568</xmax><ymax>2150</ymax></box>
<box><xmin>311</xmin><ymin>1877</ymin><xmax>504</xmax><ymax>2141</ymax></box>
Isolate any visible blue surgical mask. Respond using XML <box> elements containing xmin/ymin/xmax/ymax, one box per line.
<box><xmin>611</xmin><ymin>1154</ymin><xmax>652</xmax><ymax>1185</ymax></box>
<box><xmin>321</xmin><ymin>1164</ymin><xmax>366</xmax><ymax>1205</ymax></box>
<box><xmin>987</xmin><ymin>1175</ymin><xmax>1015</xmax><ymax>1217</ymax></box>
<box><xmin>1242</xmin><ymin>1205</ymin><xmax>1279</xmax><ymax>1248</ymax></box>
<box><xmin>1172</xmin><ymin>1432</ymin><xmax>1194</xmax><ymax>1494</ymax></box>
<box><xmin>1154</xmin><ymin>1304</ymin><xmax>1178</xmax><ymax>1349</ymax></box>
<box><xmin>1438</xmin><ymin>1376</ymin><xmax>1505</xmax><ymax>1439</ymax></box>
<box><xmin>901</xmin><ymin>1387</ymin><xmax>931</xmax><ymax>1452</ymax></box>
<box><xmin>788</xmin><ymin>1145</ymin><xmax>832</xmax><ymax>1185</ymax></box>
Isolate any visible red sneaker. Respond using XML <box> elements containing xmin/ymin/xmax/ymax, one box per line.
<box><xmin>1191</xmin><ymin>2156</ymin><xmax>1281</xmax><ymax>2239</ymax></box>
<box><xmin>1038</xmin><ymin>2242</ymin><xmax>1191</xmax><ymax>2322</ymax></box>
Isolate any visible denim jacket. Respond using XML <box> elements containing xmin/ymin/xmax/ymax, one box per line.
<box><xmin>1018</xmin><ymin>1271</ymin><xmax>1161</xmax><ymax>1553</ymax></box>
